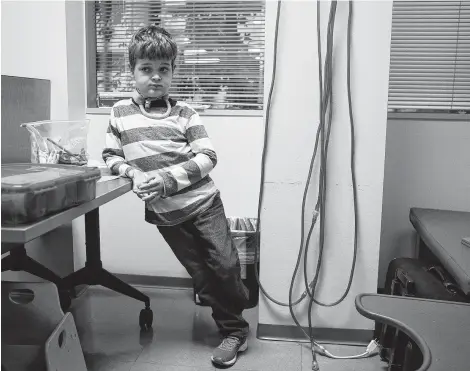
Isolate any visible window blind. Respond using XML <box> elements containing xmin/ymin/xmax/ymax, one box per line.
<box><xmin>388</xmin><ymin>1</ymin><xmax>470</xmax><ymax>113</ymax></box>
<box><xmin>92</xmin><ymin>0</ymin><xmax>266</xmax><ymax>110</ymax></box>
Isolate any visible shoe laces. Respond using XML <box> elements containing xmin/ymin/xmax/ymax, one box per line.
<box><xmin>218</xmin><ymin>336</ymin><xmax>240</xmax><ymax>351</ymax></box>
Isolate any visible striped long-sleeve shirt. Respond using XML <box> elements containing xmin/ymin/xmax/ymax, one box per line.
<box><xmin>102</xmin><ymin>98</ymin><xmax>219</xmax><ymax>226</ymax></box>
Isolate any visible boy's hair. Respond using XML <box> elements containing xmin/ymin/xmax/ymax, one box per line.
<box><xmin>128</xmin><ymin>25</ymin><xmax>178</xmax><ymax>72</ymax></box>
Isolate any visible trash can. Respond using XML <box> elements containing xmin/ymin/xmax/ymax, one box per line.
<box><xmin>194</xmin><ymin>217</ymin><xmax>259</xmax><ymax>309</ymax></box>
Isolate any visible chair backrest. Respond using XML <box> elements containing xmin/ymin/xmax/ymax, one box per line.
<box><xmin>45</xmin><ymin>312</ymin><xmax>87</xmax><ymax>371</ymax></box>
<box><xmin>1</xmin><ymin>281</ymin><xmax>64</xmax><ymax>345</ymax></box>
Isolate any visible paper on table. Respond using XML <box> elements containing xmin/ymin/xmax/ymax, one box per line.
<box><xmin>97</xmin><ymin>175</ymin><xmax>121</xmax><ymax>183</ymax></box>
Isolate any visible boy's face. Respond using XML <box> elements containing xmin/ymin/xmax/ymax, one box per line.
<box><xmin>133</xmin><ymin>58</ymin><xmax>173</xmax><ymax>99</ymax></box>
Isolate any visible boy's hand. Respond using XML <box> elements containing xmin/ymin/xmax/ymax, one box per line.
<box><xmin>129</xmin><ymin>169</ymin><xmax>155</xmax><ymax>201</ymax></box>
<box><xmin>129</xmin><ymin>169</ymin><xmax>148</xmax><ymax>193</ymax></box>
<box><xmin>136</xmin><ymin>174</ymin><xmax>165</xmax><ymax>202</ymax></box>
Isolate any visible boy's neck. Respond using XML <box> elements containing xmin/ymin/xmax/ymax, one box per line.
<box><xmin>131</xmin><ymin>89</ymin><xmax>176</xmax><ymax>108</ymax></box>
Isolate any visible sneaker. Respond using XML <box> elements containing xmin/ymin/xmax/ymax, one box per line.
<box><xmin>211</xmin><ymin>336</ymin><xmax>248</xmax><ymax>367</ymax></box>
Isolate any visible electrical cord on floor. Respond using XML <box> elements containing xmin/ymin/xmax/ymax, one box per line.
<box><xmin>252</xmin><ymin>1</ymin><xmax>376</xmax><ymax>370</ymax></box>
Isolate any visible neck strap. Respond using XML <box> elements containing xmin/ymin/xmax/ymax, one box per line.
<box><xmin>132</xmin><ymin>89</ymin><xmax>172</xmax><ymax>119</ymax></box>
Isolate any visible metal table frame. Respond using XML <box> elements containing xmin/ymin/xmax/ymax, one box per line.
<box><xmin>2</xmin><ymin>178</ymin><xmax>152</xmax><ymax>328</ymax></box>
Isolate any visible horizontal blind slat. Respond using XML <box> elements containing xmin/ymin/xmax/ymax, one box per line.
<box><xmin>392</xmin><ymin>18</ymin><xmax>469</xmax><ymax>23</ymax></box>
<box><xmin>389</xmin><ymin>88</ymin><xmax>470</xmax><ymax>92</ymax></box>
<box><xmin>389</xmin><ymin>93</ymin><xmax>470</xmax><ymax>98</ymax></box>
<box><xmin>390</xmin><ymin>82</ymin><xmax>470</xmax><ymax>87</ymax></box>
<box><xmin>98</xmin><ymin>92</ymin><xmax>264</xmax><ymax>99</ymax></box>
<box><xmin>390</xmin><ymin>66</ymin><xmax>470</xmax><ymax>70</ymax></box>
<box><xmin>97</xmin><ymin>30</ymin><xmax>266</xmax><ymax>35</ymax></box>
<box><xmin>391</xmin><ymin>45</ymin><xmax>470</xmax><ymax>50</ymax></box>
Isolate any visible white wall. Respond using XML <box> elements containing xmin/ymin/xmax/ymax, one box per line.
<box><xmin>378</xmin><ymin>117</ymin><xmax>470</xmax><ymax>288</ymax></box>
<box><xmin>65</xmin><ymin>0</ymin><xmax>87</xmax><ymax>121</ymax></box>
<box><xmin>80</xmin><ymin>114</ymin><xmax>264</xmax><ymax>276</ymax></box>
<box><xmin>257</xmin><ymin>0</ymin><xmax>392</xmax><ymax>332</ymax></box>
<box><xmin>1</xmin><ymin>0</ymin><xmax>69</xmax><ymax>120</ymax></box>
<box><xmin>1</xmin><ymin>0</ymin><xmax>77</xmax><ymax>282</ymax></box>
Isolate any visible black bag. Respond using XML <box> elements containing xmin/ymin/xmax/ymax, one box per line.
<box><xmin>378</xmin><ymin>257</ymin><xmax>469</xmax><ymax>370</ymax></box>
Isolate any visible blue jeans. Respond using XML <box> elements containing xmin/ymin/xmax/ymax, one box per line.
<box><xmin>157</xmin><ymin>192</ymin><xmax>250</xmax><ymax>339</ymax></box>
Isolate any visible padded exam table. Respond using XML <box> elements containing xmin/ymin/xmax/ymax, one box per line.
<box><xmin>410</xmin><ymin>207</ymin><xmax>470</xmax><ymax>295</ymax></box>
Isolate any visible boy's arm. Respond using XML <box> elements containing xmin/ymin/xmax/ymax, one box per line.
<box><xmin>159</xmin><ymin>112</ymin><xmax>217</xmax><ymax>196</ymax></box>
<box><xmin>102</xmin><ymin>107</ymin><xmax>135</xmax><ymax>178</ymax></box>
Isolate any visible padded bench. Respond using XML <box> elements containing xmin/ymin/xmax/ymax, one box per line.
<box><xmin>410</xmin><ymin>208</ymin><xmax>470</xmax><ymax>295</ymax></box>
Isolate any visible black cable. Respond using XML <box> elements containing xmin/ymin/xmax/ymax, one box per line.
<box><xmin>253</xmin><ymin>0</ymin><xmax>323</xmax><ymax>309</ymax></box>
<box><xmin>287</xmin><ymin>2</ymin><xmax>338</xmax><ymax>364</ymax></box>
<box><xmin>252</xmin><ymin>1</ymin><xmax>359</xmax><ymax>369</ymax></box>
<box><xmin>254</xmin><ymin>0</ymin><xmax>306</xmax><ymax>307</ymax></box>
<box><xmin>308</xmin><ymin>3</ymin><xmax>337</xmax><ymax>366</ymax></box>
<box><xmin>302</xmin><ymin>0</ymin><xmax>334</xmax><ymax>301</ymax></box>
<box><xmin>309</xmin><ymin>0</ymin><xmax>358</xmax><ymax>308</ymax></box>
<box><xmin>305</xmin><ymin>0</ymin><xmax>337</xmax><ymax>302</ymax></box>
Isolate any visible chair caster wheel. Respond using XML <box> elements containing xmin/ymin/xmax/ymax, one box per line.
<box><xmin>139</xmin><ymin>308</ymin><xmax>153</xmax><ymax>330</ymax></box>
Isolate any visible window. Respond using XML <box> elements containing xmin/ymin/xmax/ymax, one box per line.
<box><xmin>388</xmin><ymin>1</ymin><xmax>469</xmax><ymax>114</ymax></box>
<box><xmin>86</xmin><ymin>0</ymin><xmax>266</xmax><ymax>111</ymax></box>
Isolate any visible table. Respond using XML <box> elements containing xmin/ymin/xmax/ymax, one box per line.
<box><xmin>356</xmin><ymin>293</ymin><xmax>470</xmax><ymax>371</ymax></box>
<box><xmin>1</xmin><ymin>178</ymin><xmax>153</xmax><ymax>330</ymax></box>
<box><xmin>410</xmin><ymin>208</ymin><xmax>470</xmax><ymax>295</ymax></box>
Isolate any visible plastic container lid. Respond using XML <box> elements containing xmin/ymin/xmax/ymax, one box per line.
<box><xmin>1</xmin><ymin>164</ymin><xmax>101</xmax><ymax>194</ymax></box>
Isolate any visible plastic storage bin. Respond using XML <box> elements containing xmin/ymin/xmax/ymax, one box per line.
<box><xmin>1</xmin><ymin>164</ymin><xmax>101</xmax><ymax>225</ymax></box>
<box><xmin>194</xmin><ymin>217</ymin><xmax>259</xmax><ymax>309</ymax></box>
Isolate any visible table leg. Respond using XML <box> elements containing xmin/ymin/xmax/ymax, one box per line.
<box><xmin>1</xmin><ymin>245</ymin><xmax>63</xmax><ymax>285</ymax></box>
<box><xmin>61</xmin><ymin>208</ymin><xmax>153</xmax><ymax>329</ymax></box>
<box><xmin>1</xmin><ymin>244</ymin><xmax>72</xmax><ymax>310</ymax></box>
<box><xmin>84</xmin><ymin>205</ymin><xmax>102</xmax><ymax>270</ymax></box>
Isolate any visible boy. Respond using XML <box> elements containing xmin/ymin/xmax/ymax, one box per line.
<box><xmin>102</xmin><ymin>25</ymin><xmax>249</xmax><ymax>367</ymax></box>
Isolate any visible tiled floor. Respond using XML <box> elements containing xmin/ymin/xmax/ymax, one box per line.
<box><xmin>71</xmin><ymin>286</ymin><xmax>387</xmax><ymax>371</ymax></box>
